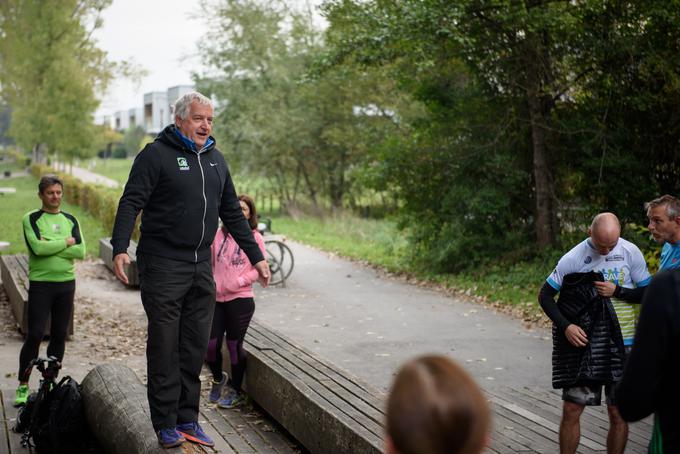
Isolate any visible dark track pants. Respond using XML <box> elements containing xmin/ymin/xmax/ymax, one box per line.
<box><xmin>18</xmin><ymin>280</ymin><xmax>75</xmax><ymax>382</ymax></box>
<box><xmin>138</xmin><ymin>253</ymin><xmax>215</xmax><ymax>431</ymax></box>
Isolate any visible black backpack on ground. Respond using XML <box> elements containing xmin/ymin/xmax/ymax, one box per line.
<box><xmin>18</xmin><ymin>376</ymin><xmax>88</xmax><ymax>453</ymax></box>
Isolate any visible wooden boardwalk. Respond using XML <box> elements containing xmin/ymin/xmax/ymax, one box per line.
<box><xmin>0</xmin><ymin>390</ymin><xmax>303</xmax><ymax>454</ymax></box>
<box><xmin>486</xmin><ymin>386</ymin><xmax>652</xmax><ymax>453</ymax></box>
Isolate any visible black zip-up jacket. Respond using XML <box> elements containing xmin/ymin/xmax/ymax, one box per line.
<box><xmin>111</xmin><ymin>125</ymin><xmax>264</xmax><ymax>266</ymax></box>
<box><xmin>617</xmin><ymin>270</ymin><xmax>680</xmax><ymax>452</ymax></box>
<box><xmin>550</xmin><ymin>272</ymin><xmax>626</xmax><ymax>389</ymax></box>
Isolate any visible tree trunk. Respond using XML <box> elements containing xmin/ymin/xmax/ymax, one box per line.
<box><xmin>298</xmin><ymin>158</ymin><xmax>318</xmax><ymax>207</ymax></box>
<box><xmin>527</xmin><ymin>94</ymin><xmax>555</xmax><ymax>248</ymax></box>
<box><xmin>523</xmin><ymin>23</ymin><xmax>556</xmax><ymax>248</ymax></box>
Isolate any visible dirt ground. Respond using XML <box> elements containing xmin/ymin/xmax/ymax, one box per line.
<box><xmin>2</xmin><ymin>259</ymin><xmax>164</xmax><ymax>389</ymax></box>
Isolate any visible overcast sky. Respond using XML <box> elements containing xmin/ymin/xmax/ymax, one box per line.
<box><xmin>93</xmin><ymin>0</ymin><xmax>324</xmax><ymax>119</ymax></box>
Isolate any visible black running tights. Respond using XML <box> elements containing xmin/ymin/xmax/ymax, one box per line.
<box><xmin>18</xmin><ymin>280</ymin><xmax>75</xmax><ymax>382</ymax></box>
<box><xmin>205</xmin><ymin>297</ymin><xmax>255</xmax><ymax>392</ymax></box>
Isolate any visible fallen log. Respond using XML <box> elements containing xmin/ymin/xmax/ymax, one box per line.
<box><xmin>81</xmin><ymin>363</ymin><xmax>180</xmax><ymax>454</ymax></box>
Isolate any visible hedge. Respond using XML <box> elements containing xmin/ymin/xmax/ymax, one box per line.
<box><xmin>30</xmin><ymin>164</ymin><xmax>139</xmax><ymax>241</ymax></box>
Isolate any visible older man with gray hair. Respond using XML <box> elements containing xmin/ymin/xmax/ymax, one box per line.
<box><xmin>111</xmin><ymin>91</ymin><xmax>270</xmax><ymax>449</ymax></box>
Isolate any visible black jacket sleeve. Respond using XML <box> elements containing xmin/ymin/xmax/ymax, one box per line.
<box><xmin>613</xmin><ymin>285</ymin><xmax>646</xmax><ymax>304</ymax></box>
<box><xmin>616</xmin><ymin>271</ymin><xmax>677</xmax><ymax>422</ymax></box>
<box><xmin>217</xmin><ymin>161</ymin><xmax>264</xmax><ymax>266</ymax></box>
<box><xmin>111</xmin><ymin>146</ymin><xmax>160</xmax><ymax>256</ymax></box>
<box><xmin>538</xmin><ymin>282</ymin><xmax>571</xmax><ymax>333</ymax></box>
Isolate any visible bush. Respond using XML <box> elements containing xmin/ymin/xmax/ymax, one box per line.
<box><xmin>30</xmin><ymin>164</ymin><xmax>137</xmax><ymax>240</ymax></box>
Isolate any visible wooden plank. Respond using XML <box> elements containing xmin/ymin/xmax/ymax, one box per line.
<box><xmin>489</xmin><ymin>395</ymin><xmax>607</xmax><ymax>451</ymax></box>
<box><xmin>99</xmin><ymin>238</ymin><xmax>139</xmax><ymax>287</ymax></box>
<box><xmin>0</xmin><ymin>390</ymin><xmax>11</xmax><ymax>454</ymax></box>
<box><xmin>491</xmin><ymin>408</ymin><xmax>557</xmax><ymax>453</ymax></box>
<box><xmin>219</xmin><ymin>408</ymin><xmax>277</xmax><ymax>454</ymax></box>
<box><xmin>2</xmin><ymin>390</ymin><xmax>36</xmax><ymax>454</ymax></box>
<box><xmin>253</xmin><ymin>346</ymin><xmax>384</xmax><ymax>439</ymax></box>
<box><xmin>222</xmin><ymin>403</ymin><xmax>299</xmax><ymax>454</ymax></box>
<box><xmin>196</xmin><ymin>407</ymin><xmax>235</xmax><ymax>454</ymax></box>
<box><xmin>246</xmin><ymin>327</ymin><xmax>385</xmax><ymax>434</ymax></box>
<box><xmin>243</xmin><ymin>346</ymin><xmax>382</xmax><ymax>454</ymax></box>
<box><xmin>503</xmin><ymin>386</ymin><xmax>650</xmax><ymax>450</ymax></box>
<box><xmin>492</xmin><ymin>387</ymin><xmax>613</xmax><ymax>446</ymax></box>
<box><xmin>513</xmin><ymin>385</ymin><xmax>653</xmax><ymax>449</ymax></box>
<box><xmin>204</xmin><ymin>408</ymin><xmax>255</xmax><ymax>453</ymax></box>
<box><xmin>250</xmin><ymin>320</ymin><xmax>386</xmax><ymax>409</ymax></box>
<box><xmin>246</xmin><ymin>327</ymin><xmax>384</xmax><ymax>426</ymax></box>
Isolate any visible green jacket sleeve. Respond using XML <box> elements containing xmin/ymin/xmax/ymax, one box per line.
<box><xmin>57</xmin><ymin>241</ymin><xmax>85</xmax><ymax>259</ymax></box>
<box><xmin>56</xmin><ymin>216</ymin><xmax>86</xmax><ymax>259</ymax></box>
<box><xmin>23</xmin><ymin>214</ymin><xmax>67</xmax><ymax>256</ymax></box>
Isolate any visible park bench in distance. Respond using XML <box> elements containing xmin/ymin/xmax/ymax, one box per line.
<box><xmin>235</xmin><ymin>319</ymin><xmax>385</xmax><ymax>454</ymax></box>
<box><xmin>99</xmin><ymin>237</ymin><xmax>139</xmax><ymax>287</ymax></box>
<box><xmin>0</xmin><ymin>254</ymin><xmax>74</xmax><ymax>336</ymax></box>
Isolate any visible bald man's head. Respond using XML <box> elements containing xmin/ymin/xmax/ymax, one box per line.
<box><xmin>588</xmin><ymin>212</ymin><xmax>621</xmax><ymax>255</ymax></box>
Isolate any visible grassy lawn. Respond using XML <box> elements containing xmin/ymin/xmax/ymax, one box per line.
<box><xmin>80</xmin><ymin>158</ymin><xmax>133</xmax><ymax>184</ymax></box>
<box><xmin>270</xmin><ymin>213</ymin><xmax>551</xmax><ymax>322</ymax></box>
<box><xmin>0</xmin><ymin>176</ymin><xmax>108</xmax><ymax>258</ymax></box>
<box><xmin>0</xmin><ymin>160</ymin><xmax>28</xmax><ymax>175</ymax></box>
<box><xmin>271</xmin><ymin>214</ymin><xmax>410</xmax><ymax>273</ymax></box>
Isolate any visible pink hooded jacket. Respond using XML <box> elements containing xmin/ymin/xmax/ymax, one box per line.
<box><xmin>211</xmin><ymin>227</ymin><xmax>266</xmax><ymax>302</ymax></box>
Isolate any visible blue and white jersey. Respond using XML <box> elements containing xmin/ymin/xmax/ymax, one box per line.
<box><xmin>659</xmin><ymin>241</ymin><xmax>680</xmax><ymax>271</ymax></box>
<box><xmin>547</xmin><ymin>237</ymin><xmax>652</xmax><ymax>346</ymax></box>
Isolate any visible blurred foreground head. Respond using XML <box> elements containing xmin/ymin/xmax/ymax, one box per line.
<box><xmin>386</xmin><ymin>355</ymin><xmax>490</xmax><ymax>454</ymax></box>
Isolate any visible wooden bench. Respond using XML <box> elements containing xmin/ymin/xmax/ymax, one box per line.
<box><xmin>99</xmin><ymin>237</ymin><xmax>139</xmax><ymax>287</ymax></box>
<box><xmin>0</xmin><ymin>254</ymin><xmax>74</xmax><ymax>336</ymax></box>
<box><xmin>237</xmin><ymin>319</ymin><xmax>385</xmax><ymax>454</ymax></box>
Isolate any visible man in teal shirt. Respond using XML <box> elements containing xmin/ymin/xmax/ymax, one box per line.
<box><xmin>15</xmin><ymin>174</ymin><xmax>85</xmax><ymax>406</ymax></box>
<box><xmin>646</xmin><ymin>195</ymin><xmax>680</xmax><ymax>271</ymax></box>
<box><xmin>638</xmin><ymin>194</ymin><xmax>680</xmax><ymax>452</ymax></box>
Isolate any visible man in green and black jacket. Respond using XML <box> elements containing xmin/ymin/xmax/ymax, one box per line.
<box><xmin>15</xmin><ymin>174</ymin><xmax>85</xmax><ymax>406</ymax></box>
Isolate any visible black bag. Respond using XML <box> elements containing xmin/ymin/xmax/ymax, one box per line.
<box><xmin>25</xmin><ymin>376</ymin><xmax>87</xmax><ymax>453</ymax></box>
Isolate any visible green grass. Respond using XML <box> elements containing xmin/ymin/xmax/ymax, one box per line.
<box><xmin>270</xmin><ymin>213</ymin><xmax>551</xmax><ymax>322</ymax></box>
<box><xmin>271</xmin><ymin>214</ymin><xmax>411</xmax><ymax>273</ymax></box>
<box><xmin>0</xmin><ymin>160</ymin><xmax>28</xmax><ymax>175</ymax></box>
<box><xmin>0</xmin><ymin>176</ymin><xmax>108</xmax><ymax>258</ymax></box>
<box><xmin>79</xmin><ymin>158</ymin><xmax>133</xmax><ymax>184</ymax></box>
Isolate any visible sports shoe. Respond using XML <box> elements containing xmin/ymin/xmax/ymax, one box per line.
<box><xmin>208</xmin><ymin>374</ymin><xmax>226</xmax><ymax>403</ymax></box>
<box><xmin>176</xmin><ymin>421</ymin><xmax>215</xmax><ymax>447</ymax></box>
<box><xmin>218</xmin><ymin>390</ymin><xmax>246</xmax><ymax>409</ymax></box>
<box><xmin>157</xmin><ymin>428</ymin><xmax>185</xmax><ymax>449</ymax></box>
<box><xmin>14</xmin><ymin>384</ymin><xmax>29</xmax><ymax>407</ymax></box>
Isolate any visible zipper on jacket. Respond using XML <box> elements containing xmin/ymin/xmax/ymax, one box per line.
<box><xmin>194</xmin><ymin>149</ymin><xmax>208</xmax><ymax>263</ymax></box>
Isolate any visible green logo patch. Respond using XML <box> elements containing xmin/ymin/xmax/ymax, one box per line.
<box><xmin>177</xmin><ymin>157</ymin><xmax>189</xmax><ymax>170</ymax></box>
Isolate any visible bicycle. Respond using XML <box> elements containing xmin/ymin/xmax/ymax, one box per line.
<box><xmin>257</xmin><ymin>219</ymin><xmax>294</xmax><ymax>286</ymax></box>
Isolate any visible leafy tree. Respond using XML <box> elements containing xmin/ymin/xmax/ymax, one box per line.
<box><xmin>122</xmin><ymin>126</ymin><xmax>146</xmax><ymax>157</ymax></box>
<box><xmin>0</xmin><ymin>0</ymin><xmax>116</xmax><ymax>163</ymax></box>
<box><xmin>196</xmin><ymin>0</ymin><xmax>399</xmax><ymax>210</ymax></box>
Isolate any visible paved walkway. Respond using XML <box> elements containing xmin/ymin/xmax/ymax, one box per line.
<box><xmin>253</xmin><ymin>240</ymin><xmax>652</xmax><ymax>453</ymax></box>
<box><xmin>256</xmin><ymin>240</ymin><xmax>552</xmax><ymax>392</ymax></box>
<box><xmin>52</xmin><ymin>162</ymin><xmax>119</xmax><ymax>188</ymax></box>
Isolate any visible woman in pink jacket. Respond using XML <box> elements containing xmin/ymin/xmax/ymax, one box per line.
<box><xmin>206</xmin><ymin>194</ymin><xmax>266</xmax><ymax>408</ymax></box>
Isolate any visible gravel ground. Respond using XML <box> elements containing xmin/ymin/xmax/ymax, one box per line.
<box><xmin>0</xmin><ymin>259</ymin><xmax>147</xmax><ymax>389</ymax></box>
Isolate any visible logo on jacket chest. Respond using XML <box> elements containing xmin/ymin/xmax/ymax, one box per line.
<box><xmin>177</xmin><ymin>157</ymin><xmax>190</xmax><ymax>171</ymax></box>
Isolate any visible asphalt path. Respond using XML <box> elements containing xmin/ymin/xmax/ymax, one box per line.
<box><xmin>255</xmin><ymin>240</ymin><xmax>553</xmax><ymax>392</ymax></box>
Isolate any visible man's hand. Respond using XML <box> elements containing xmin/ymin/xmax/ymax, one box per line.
<box><xmin>254</xmin><ymin>260</ymin><xmax>270</xmax><ymax>288</ymax></box>
<box><xmin>113</xmin><ymin>253</ymin><xmax>130</xmax><ymax>285</ymax></box>
<box><xmin>65</xmin><ymin>237</ymin><xmax>76</xmax><ymax>246</ymax></box>
<box><xmin>593</xmin><ymin>280</ymin><xmax>616</xmax><ymax>298</ymax></box>
<box><xmin>565</xmin><ymin>324</ymin><xmax>588</xmax><ymax>347</ymax></box>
